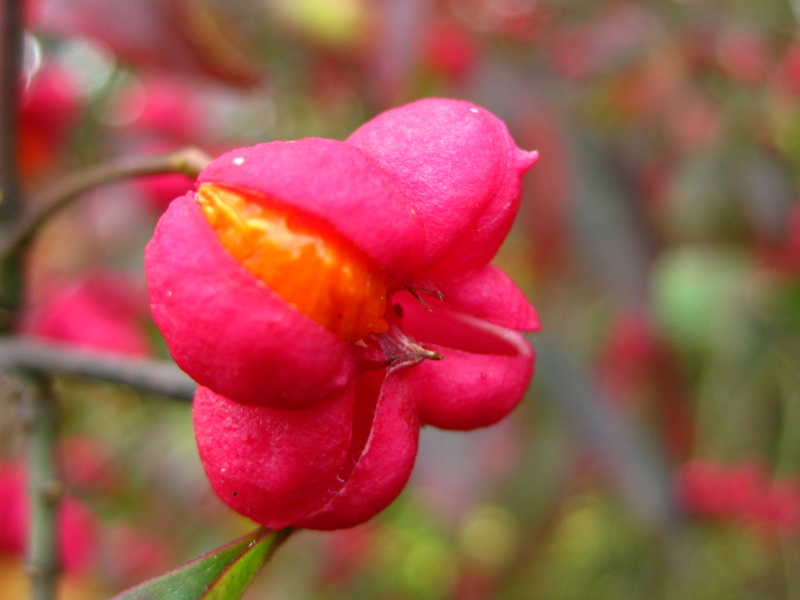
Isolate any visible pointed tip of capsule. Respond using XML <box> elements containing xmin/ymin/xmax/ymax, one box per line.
<box><xmin>516</xmin><ymin>149</ymin><xmax>539</xmax><ymax>172</ymax></box>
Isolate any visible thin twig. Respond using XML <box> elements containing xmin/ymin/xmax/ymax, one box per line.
<box><xmin>0</xmin><ymin>337</ymin><xmax>197</xmax><ymax>400</ymax></box>
<box><xmin>0</xmin><ymin>0</ymin><xmax>24</xmax><ymax>223</ymax></box>
<box><xmin>0</xmin><ymin>147</ymin><xmax>212</xmax><ymax>329</ymax></box>
<box><xmin>2</xmin><ymin>147</ymin><xmax>212</xmax><ymax>259</ymax></box>
<box><xmin>23</xmin><ymin>378</ymin><xmax>61</xmax><ymax>600</ymax></box>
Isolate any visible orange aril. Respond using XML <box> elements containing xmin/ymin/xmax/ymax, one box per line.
<box><xmin>197</xmin><ymin>183</ymin><xmax>389</xmax><ymax>342</ymax></box>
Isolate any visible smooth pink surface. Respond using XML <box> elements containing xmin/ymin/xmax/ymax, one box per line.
<box><xmin>393</xmin><ymin>293</ymin><xmax>534</xmax><ymax>430</ymax></box>
<box><xmin>298</xmin><ymin>372</ymin><xmax>419</xmax><ymax>529</ymax></box>
<box><xmin>145</xmin><ymin>193</ymin><xmax>355</xmax><ymax>409</ymax></box>
<box><xmin>194</xmin><ymin>386</ymin><xmax>355</xmax><ymax>528</ymax></box>
<box><xmin>198</xmin><ymin>139</ymin><xmax>425</xmax><ymax>281</ymax></box>
<box><xmin>347</xmin><ymin>98</ymin><xmax>537</xmax><ymax>279</ymax></box>
<box><xmin>195</xmin><ymin>371</ymin><xmax>419</xmax><ymax>531</ymax></box>
<box><xmin>438</xmin><ymin>263</ymin><xmax>540</xmax><ymax>331</ymax></box>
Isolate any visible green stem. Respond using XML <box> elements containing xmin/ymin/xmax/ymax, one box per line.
<box><xmin>24</xmin><ymin>378</ymin><xmax>62</xmax><ymax>600</ymax></box>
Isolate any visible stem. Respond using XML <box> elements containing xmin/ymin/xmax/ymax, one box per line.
<box><xmin>23</xmin><ymin>378</ymin><xmax>61</xmax><ymax>600</ymax></box>
<box><xmin>0</xmin><ymin>0</ymin><xmax>24</xmax><ymax>223</ymax></box>
<box><xmin>0</xmin><ymin>337</ymin><xmax>197</xmax><ymax>400</ymax></box>
<box><xmin>3</xmin><ymin>147</ymin><xmax>212</xmax><ymax>260</ymax></box>
<box><xmin>0</xmin><ymin>147</ymin><xmax>212</xmax><ymax>329</ymax></box>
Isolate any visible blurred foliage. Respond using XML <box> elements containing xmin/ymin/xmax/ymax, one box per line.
<box><xmin>4</xmin><ymin>0</ymin><xmax>800</xmax><ymax>598</ymax></box>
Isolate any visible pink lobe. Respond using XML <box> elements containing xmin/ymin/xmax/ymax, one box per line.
<box><xmin>193</xmin><ymin>386</ymin><xmax>354</xmax><ymax>529</ymax></box>
<box><xmin>437</xmin><ymin>263</ymin><xmax>540</xmax><ymax>331</ymax></box>
<box><xmin>347</xmin><ymin>98</ymin><xmax>537</xmax><ymax>278</ymax></box>
<box><xmin>393</xmin><ymin>293</ymin><xmax>534</xmax><ymax>430</ymax></box>
<box><xmin>297</xmin><ymin>371</ymin><xmax>419</xmax><ymax>530</ymax></box>
<box><xmin>197</xmin><ymin>139</ymin><xmax>425</xmax><ymax>281</ymax></box>
<box><xmin>145</xmin><ymin>192</ymin><xmax>354</xmax><ymax>408</ymax></box>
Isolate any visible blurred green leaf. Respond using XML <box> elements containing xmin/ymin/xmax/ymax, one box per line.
<box><xmin>651</xmin><ymin>246</ymin><xmax>747</xmax><ymax>354</ymax></box>
<box><xmin>110</xmin><ymin>527</ymin><xmax>293</xmax><ymax>600</ymax></box>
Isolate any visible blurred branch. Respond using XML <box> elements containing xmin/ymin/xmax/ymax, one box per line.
<box><xmin>1</xmin><ymin>147</ymin><xmax>212</xmax><ymax>260</ymax></box>
<box><xmin>23</xmin><ymin>378</ymin><xmax>61</xmax><ymax>600</ymax></box>
<box><xmin>532</xmin><ymin>334</ymin><xmax>686</xmax><ymax>533</ymax></box>
<box><xmin>531</xmin><ymin>332</ymin><xmax>702</xmax><ymax>589</ymax></box>
<box><xmin>0</xmin><ymin>337</ymin><xmax>197</xmax><ymax>400</ymax></box>
<box><xmin>0</xmin><ymin>147</ymin><xmax>212</xmax><ymax>329</ymax></box>
<box><xmin>0</xmin><ymin>0</ymin><xmax>24</xmax><ymax>224</ymax></box>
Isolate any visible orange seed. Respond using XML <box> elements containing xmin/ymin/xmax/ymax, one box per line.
<box><xmin>197</xmin><ymin>183</ymin><xmax>389</xmax><ymax>342</ymax></box>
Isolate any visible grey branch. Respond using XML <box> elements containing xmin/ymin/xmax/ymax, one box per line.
<box><xmin>25</xmin><ymin>379</ymin><xmax>62</xmax><ymax>600</ymax></box>
<box><xmin>0</xmin><ymin>337</ymin><xmax>196</xmax><ymax>401</ymax></box>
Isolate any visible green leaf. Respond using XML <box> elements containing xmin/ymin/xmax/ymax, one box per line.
<box><xmin>110</xmin><ymin>527</ymin><xmax>294</xmax><ymax>600</ymax></box>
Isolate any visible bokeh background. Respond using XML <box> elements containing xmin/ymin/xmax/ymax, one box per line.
<box><xmin>3</xmin><ymin>0</ymin><xmax>800</xmax><ymax>598</ymax></box>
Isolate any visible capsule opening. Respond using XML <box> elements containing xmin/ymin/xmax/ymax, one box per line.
<box><xmin>197</xmin><ymin>183</ymin><xmax>389</xmax><ymax>342</ymax></box>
